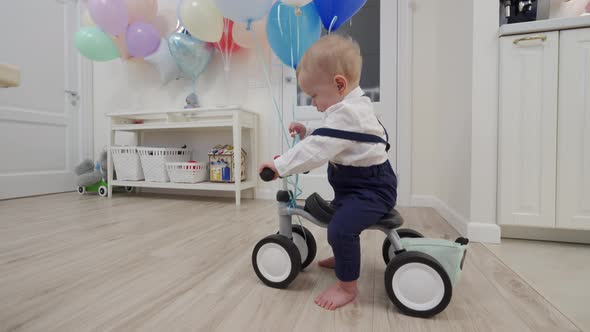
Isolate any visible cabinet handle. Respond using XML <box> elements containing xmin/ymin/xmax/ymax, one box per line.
<box><xmin>513</xmin><ymin>35</ymin><xmax>547</xmax><ymax>45</ymax></box>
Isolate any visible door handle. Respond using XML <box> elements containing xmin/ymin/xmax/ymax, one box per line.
<box><xmin>513</xmin><ymin>34</ymin><xmax>547</xmax><ymax>45</ymax></box>
<box><xmin>65</xmin><ymin>90</ymin><xmax>79</xmax><ymax>106</ymax></box>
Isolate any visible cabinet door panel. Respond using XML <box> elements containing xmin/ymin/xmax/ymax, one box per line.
<box><xmin>557</xmin><ymin>28</ymin><xmax>590</xmax><ymax>230</ymax></box>
<box><xmin>498</xmin><ymin>32</ymin><xmax>559</xmax><ymax>227</ymax></box>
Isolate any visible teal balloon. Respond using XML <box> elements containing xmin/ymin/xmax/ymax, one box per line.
<box><xmin>266</xmin><ymin>1</ymin><xmax>321</xmax><ymax>69</ymax></box>
<box><xmin>75</xmin><ymin>27</ymin><xmax>119</xmax><ymax>62</ymax></box>
<box><xmin>167</xmin><ymin>33</ymin><xmax>213</xmax><ymax>80</ymax></box>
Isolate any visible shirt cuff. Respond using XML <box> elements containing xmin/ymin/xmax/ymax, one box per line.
<box><xmin>273</xmin><ymin>156</ymin><xmax>291</xmax><ymax>177</ymax></box>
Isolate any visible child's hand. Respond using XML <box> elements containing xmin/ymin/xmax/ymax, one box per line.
<box><xmin>258</xmin><ymin>161</ymin><xmax>279</xmax><ymax>181</ymax></box>
<box><xmin>289</xmin><ymin>122</ymin><xmax>306</xmax><ymax>138</ymax></box>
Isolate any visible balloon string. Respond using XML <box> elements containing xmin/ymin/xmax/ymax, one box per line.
<box><xmin>251</xmin><ymin>29</ymin><xmax>291</xmax><ymax>148</ymax></box>
<box><xmin>224</xmin><ymin>19</ymin><xmax>229</xmax><ymax>68</ymax></box>
<box><xmin>277</xmin><ymin>4</ymin><xmax>284</xmax><ymax>36</ymax></box>
<box><xmin>328</xmin><ymin>16</ymin><xmax>338</xmax><ymax>34</ymax></box>
<box><xmin>296</xmin><ymin>13</ymin><xmax>301</xmax><ymax>62</ymax></box>
<box><xmin>227</xmin><ymin>21</ymin><xmax>235</xmax><ymax>72</ymax></box>
<box><xmin>289</xmin><ymin>14</ymin><xmax>297</xmax><ymax>119</ymax></box>
<box><xmin>288</xmin><ymin>12</ymin><xmax>295</xmax><ymax>73</ymax></box>
<box><xmin>192</xmin><ymin>77</ymin><xmax>196</xmax><ymax>97</ymax></box>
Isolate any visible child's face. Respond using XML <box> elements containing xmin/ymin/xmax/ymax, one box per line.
<box><xmin>298</xmin><ymin>70</ymin><xmax>347</xmax><ymax>112</ymax></box>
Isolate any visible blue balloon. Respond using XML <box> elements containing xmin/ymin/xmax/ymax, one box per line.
<box><xmin>313</xmin><ymin>0</ymin><xmax>367</xmax><ymax>31</ymax></box>
<box><xmin>266</xmin><ymin>2</ymin><xmax>321</xmax><ymax>69</ymax></box>
<box><xmin>167</xmin><ymin>33</ymin><xmax>213</xmax><ymax>80</ymax></box>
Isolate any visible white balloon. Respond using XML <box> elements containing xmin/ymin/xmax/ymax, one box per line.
<box><xmin>232</xmin><ymin>19</ymin><xmax>267</xmax><ymax>49</ymax></box>
<box><xmin>281</xmin><ymin>0</ymin><xmax>312</xmax><ymax>7</ymax></box>
<box><xmin>144</xmin><ymin>39</ymin><xmax>182</xmax><ymax>84</ymax></box>
<box><xmin>214</xmin><ymin>0</ymin><xmax>273</xmax><ymax>24</ymax></box>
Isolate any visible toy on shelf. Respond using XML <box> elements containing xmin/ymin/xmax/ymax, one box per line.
<box><xmin>184</xmin><ymin>92</ymin><xmax>200</xmax><ymax>109</ymax></box>
<box><xmin>208</xmin><ymin>144</ymin><xmax>246</xmax><ymax>182</ymax></box>
<box><xmin>75</xmin><ymin>150</ymin><xmax>133</xmax><ymax>197</ymax></box>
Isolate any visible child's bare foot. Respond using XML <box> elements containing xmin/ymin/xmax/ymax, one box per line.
<box><xmin>318</xmin><ymin>256</ymin><xmax>335</xmax><ymax>269</ymax></box>
<box><xmin>314</xmin><ymin>281</ymin><xmax>358</xmax><ymax>310</ymax></box>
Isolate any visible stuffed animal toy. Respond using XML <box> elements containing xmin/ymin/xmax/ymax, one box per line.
<box><xmin>75</xmin><ymin>150</ymin><xmax>110</xmax><ymax>196</ymax></box>
<box><xmin>184</xmin><ymin>92</ymin><xmax>199</xmax><ymax>109</ymax></box>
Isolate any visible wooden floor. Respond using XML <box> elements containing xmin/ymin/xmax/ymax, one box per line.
<box><xmin>0</xmin><ymin>193</ymin><xmax>582</xmax><ymax>332</ymax></box>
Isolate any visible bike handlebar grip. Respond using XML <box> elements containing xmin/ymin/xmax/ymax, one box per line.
<box><xmin>260</xmin><ymin>168</ymin><xmax>276</xmax><ymax>182</ymax></box>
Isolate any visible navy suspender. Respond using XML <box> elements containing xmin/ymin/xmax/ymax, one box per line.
<box><xmin>310</xmin><ymin>122</ymin><xmax>391</xmax><ymax>152</ymax></box>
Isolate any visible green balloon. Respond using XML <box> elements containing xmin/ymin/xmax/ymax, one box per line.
<box><xmin>75</xmin><ymin>27</ymin><xmax>119</xmax><ymax>62</ymax></box>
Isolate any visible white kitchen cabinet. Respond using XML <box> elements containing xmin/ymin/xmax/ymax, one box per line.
<box><xmin>556</xmin><ymin>27</ymin><xmax>590</xmax><ymax>230</ymax></box>
<box><xmin>498</xmin><ymin>32</ymin><xmax>559</xmax><ymax>228</ymax></box>
<box><xmin>499</xmin><ymin>27</ymin><xmax>590</xmax><ymax>234</ymax></box>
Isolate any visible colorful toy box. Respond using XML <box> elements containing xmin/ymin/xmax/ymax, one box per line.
<box><xmin>208</xmin><ymin>144</ymin><xmax>247</xmax><ymax>182</ymax></box>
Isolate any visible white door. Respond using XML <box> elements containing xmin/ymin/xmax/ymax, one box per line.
<box><xmin>0</xmin><ymin>1</ymin><xmax>81</xmax><ymax>199</ymax></box>
<box><xmin>556</xmin><ymin>28</ymin><xmax>590</xmax><ymax>230</ymax></box>
<box><xmin>280</xmin><ymin>0</ymin><xmax>397</xmax><ymax>200</ymax></box>
<box><xmin>498</xmin><ymin>32</ymin><xmax>559</xmax><ymax>227</ymax></box>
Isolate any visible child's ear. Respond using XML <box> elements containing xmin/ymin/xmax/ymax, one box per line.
<box><xmin>334</xmin><ymin>75</ymin><xmax>348</xmax><ymax>95</ymax></box>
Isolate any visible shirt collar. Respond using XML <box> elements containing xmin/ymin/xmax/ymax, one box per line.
<box><xmin>325</xmin><ymin>86</ymin><xmax>365</xmax><ymax>115</ymax></box>
<box><xmin>344</xmin><ymin>86</ymin><xmax>365</xmax><ymax>100</ymax></box>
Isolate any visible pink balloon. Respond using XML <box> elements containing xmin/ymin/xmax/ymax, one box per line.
<box><xmin>125</xmin><ymin>0</ymin><xmax>158</xmax><ymax>24</ymax></box>
<box><xmin>126</xmin><ymin>22</ymin><xmax>161</xmax><ymax>58</ymax></box>
<box><xmin>88</xmin><ymin>0</ymin><xmax>129</xmax><ymax>36</ymax></box>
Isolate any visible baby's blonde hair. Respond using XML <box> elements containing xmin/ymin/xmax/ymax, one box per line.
<box><xmin>296</xmin><ymin>34</ymin><xmax>362</xmax><ymax>86</ymax></box>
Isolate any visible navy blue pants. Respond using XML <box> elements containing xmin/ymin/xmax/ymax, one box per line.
<box><xmin>327</xmin><ymin>160</ymin><xmax>397</xmax><ymax>282</ymax></box>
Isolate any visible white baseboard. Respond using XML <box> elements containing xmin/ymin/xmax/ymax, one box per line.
<box><xmin>468</xmin><ymin>222</ymin><xmax>501</xmax><ymax>244</ymax></box>
<box><xmin>411</xmin><ymin>195</ymin><xmax>500</xmax><ymax>243</ymax></box>
<box><xmin>139</xmin><ymin>186</ymin><xmax>275</xmax><ymax>201</ymax></box>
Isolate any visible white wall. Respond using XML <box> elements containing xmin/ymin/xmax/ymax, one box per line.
<box><xmin>411</xmin><ymin>0</ymin><xmax>439</xmax><ymax>197</ymax></box>
<box><xmin>468</xmin><ymin>0</ymin><xmax>502</xmax><ymax>243</ymax></box>
<box><xmin>411</xmin><ymin>0</ymin><xmax>474</xmax><ymax>232</ymax></box>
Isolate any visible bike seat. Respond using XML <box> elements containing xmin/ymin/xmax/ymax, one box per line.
<box><xmin>304</xmin><ymin>192</ymin><xmax>403</xmax><ymax>229</ymax></box>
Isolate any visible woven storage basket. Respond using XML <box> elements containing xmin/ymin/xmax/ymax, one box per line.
<box><xmin>137</xmin><ymin>147</ymin><xmax>191</xmax><ymax>182</ymax></box>
<box><xmin>111</xmin><ymin>146</ymin><xmax>144</xmax><ymax>181</ymax></box>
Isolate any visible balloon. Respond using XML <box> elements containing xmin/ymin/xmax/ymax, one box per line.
<box><xmin>313</xmin><ymin>0</ymin><xmax>367</xmax><ymax>31</ymax></box>
<box><xmin>266</xmin><ymin>2</ymin><xmax>321</xmax><ymax>68</ymax></box>
<box><xmin>88</xmin><ymin>0</ymin><xmax>129</xmax><ymax>36</ymax></box>
<box><xmin>81</xmin><ymin>10</ymin><xmax>95</xmax><ymax>26</ymax></box>
<box><xmin>152</xmin><ymin>0</ymin><xmax>179</xmax><ymax>37</ymax></box>
<box><xmin>168</xmin><ymin>32</ymin><xmax>214</xmax><ymax>79</ymax></box>
<box><xmin>144</xmin><ymin>39</ymin><xmax>182</xmax><ymax>84</ymax></box>
<box><xmin>179</xmin><ymin>0</ymin><xmax>224</xmax><ymax>43</ymax></box>
<box><xmin>215</xmin><ymin>19</ymin><xmax>239</xmax><ymax>53</ymax></box>
<box><xmin>232</xmin><ymin>18</ymin><xmax>266</xmax><ymax>49</ymax></box>
<box><xmin>282</xmin><ymin>0</ymin><xmax>312</xmax><ymax>6</ymax></box>
<box><xmin>213</xmin><ymin>0</ymin><xmax>273</xmax><ymax>25</ymax></box>
<box><xmin>209</xmin><ymin>19</ymin><xmax>240</xmax><ymax>72</ymax></box>
<box><xmin>112</xmin><ymin>33</ymin><xmax>130</xmax><ymax>59</ymax></box>
<box><xmin>75</xmin><ymin>27</ymin><xmax>119</xmax><ymax>61</ymax></box>
<box><xmin>125</xmin><ymin>0</ymin><xmax>158</xmax><ymax>23</ymax></box>
<box><xmin>126</xmin><ymin>22</ymin><xmax>161</xmax><ymax>57</ymax></box>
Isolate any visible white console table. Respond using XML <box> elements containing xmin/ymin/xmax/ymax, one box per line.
<box><xmin>106</xmin><ymin>106</ymin><xmax>258</xmax><ymax>205</ymax></box>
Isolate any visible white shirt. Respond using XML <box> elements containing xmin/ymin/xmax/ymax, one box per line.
<box><xmin>274</xmin><ymin>87</ymin><xmax>389</xmax><ymax>177</ymax></box>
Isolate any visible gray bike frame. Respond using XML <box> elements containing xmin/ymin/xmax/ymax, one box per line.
<box><xmin>276</xmin><ymin>178</ymin><xmax>405</xmax><ymax>252</ymax></box>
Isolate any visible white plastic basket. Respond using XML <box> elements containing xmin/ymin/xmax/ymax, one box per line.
<box><xmin>137</xmin><ymin>147</ymin><xmax>191</xmax><ymax>182</ymax></box>
<box><xmin>166</xmin><ymin>162</ymin><xmax>208</xmax><ymax>183</ymax></box>
<box><xmin>111</xmin><ymin>146</ymin><xmax>144</xmax><ymax>181</ymax></box>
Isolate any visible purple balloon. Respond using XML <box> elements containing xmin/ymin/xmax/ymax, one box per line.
<box><xmin>126</xmin><ymin>22</ymin><xmax>161</xmax><ymax>58</ymax></box>
<box><xmin>88</xmin><ymin>0</ymin><xmax>129</xmax><ymax>36</ymax></box>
